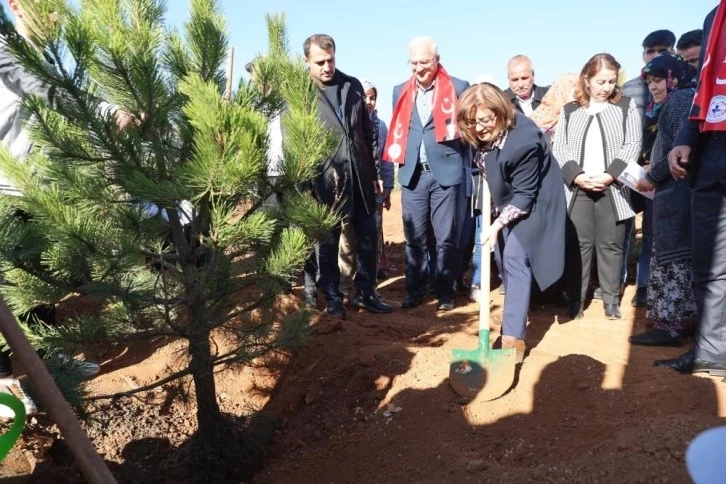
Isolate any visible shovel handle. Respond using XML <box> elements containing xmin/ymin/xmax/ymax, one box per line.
<box><xmin>479</xmin><ymin>180</ymin><xmax>491</xmax><ymax>332</ymax></box>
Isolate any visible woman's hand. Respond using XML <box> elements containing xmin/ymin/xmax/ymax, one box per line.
<box><xmin>481</xmin><ymin>220</ymin><xmax>502</xmax><ymax>249</ymax></box>
<box><xmin>635</xmin><ymin>177</ymin><xmax>655</xmax><ymax>192</ymax></box>
<box><xmin>574</xmin><ymin>174</ymin><xmax>606</xmax><ymax>192</ymax></box>
<box><xmin>590</xmin><ymin>172</ymin><xmax>615</xmax><ymax>188</ymax></box>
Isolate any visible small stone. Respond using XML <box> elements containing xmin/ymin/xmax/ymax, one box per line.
<box><xmin>466</xmin><ymin>459</ymin><xmax>489</xmax><ymax>473</ymax></box>
<box><xmin>386</xmin><ymin>403</ymin><xmax>402</xmax><ymax>413</ymax></box>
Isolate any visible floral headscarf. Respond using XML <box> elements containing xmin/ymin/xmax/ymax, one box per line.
<box><xmin>640</xmin><ymin>53</ymin><xmax>698</xmax><ymax>164</ymax></box>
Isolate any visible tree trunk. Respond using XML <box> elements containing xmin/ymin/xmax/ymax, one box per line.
<box><xmin>188</xmin><ymin>333</ymin><xmax>221</xmax><ymax>440</ymax></box>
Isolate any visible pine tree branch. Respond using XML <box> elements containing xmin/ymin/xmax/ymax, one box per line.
<box><xmin>84</xmin><ymin>365</ymin><xmax>193</xmax><ymax>401</ymax></box>
<box><xmin>216</xmin><ymin>292</ymin><xmax>276</xmax><ymax>325</ymax></box>
<box><xmin>139</xmin><ymin>248</ymin><xmax>181</xmax><ymax>263</ymax></box>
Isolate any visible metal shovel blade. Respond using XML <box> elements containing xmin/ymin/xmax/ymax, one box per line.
<box><xmin>449</xmin><ymin>329</ymin><xmax>516</xmax><ymax>401</ymax></box>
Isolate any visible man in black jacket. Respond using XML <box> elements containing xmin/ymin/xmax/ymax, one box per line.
<box><xmin>658</xmin><ymin>5</ymin><xmax>726</xmax><ymax>377</ymax></box>
<box><xmin>503</xmin><ymin>55</ymin><xmax>549</xmax><ymax>116</ymax></box>
<box><xmin>301</xmin><ymin>34</ymin><xmax>391</xmax><ymax>319</ymax></box>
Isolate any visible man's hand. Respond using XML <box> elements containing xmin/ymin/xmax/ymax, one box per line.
<box><xmin>635</xmin><ymin>177</ymin><xmax>655</xmax><ymax>192</ymax></box>
<box><xmin>574</xmin><ymin>174</ymin><xmax>606</xmax><ymax>192</ymax></box>
<box><xmin>668</xmin><ymin>145</ymin><xmax>691</xmax><ymax>180</ymax></box>
<box><xmin>382</xmin><ymin>189</ymin><xmax>391</xmax><ymax>210</ymax></box>
<box><xmin>374</xmin><ymin>180</ymin><xmax>383</xmax><ymax>195</ymax></box>
<box><xmin>114</xmin><ymin>109</ymin><xmax>141</xmax><ymax>130</ymax></box>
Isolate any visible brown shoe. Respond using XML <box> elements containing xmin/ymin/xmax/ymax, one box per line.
<box><xmin>501</xmin><ymin>335</ymin><xmax>526</xmax><ymax>364</ymax></box>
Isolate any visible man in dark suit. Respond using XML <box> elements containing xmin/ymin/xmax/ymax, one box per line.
<box><xmin>503</xmin><ymin>55</ymin><xmax>549</xmax><ymax>116</ymax></box>
<box><xmin>387</xmin><ymin>36</ymin><xmax>469</xmax><ymax>310</ymax></box>
<box><xmin>658</xmin><ymin>5</ymin><xmax>726</xmax><ymax>377</ymax></box>
<box><xmin>301</xmin><ymin>34</ymin><xmax>391</xmax><ymax>319</ymax></box>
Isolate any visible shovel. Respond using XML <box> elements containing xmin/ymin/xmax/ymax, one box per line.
<box><xmin>449</xmin><ymin>181</ymin><xmax>516</xmax><ymax>401</ymax></box>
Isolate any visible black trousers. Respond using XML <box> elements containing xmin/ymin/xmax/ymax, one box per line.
<box><xmin>566</xmin><ymin>190</ymin><xmax>628</xmax><ymax>305</ymax></box>
<box><xmin>692</xmin><ymin>137</ymin><xmax>726</xmax><ymax>363</ymax></box>
<box><xmin>317</xmin><ymin>187</ymin><xmax>378</xmax><ymax>302</ymax></box>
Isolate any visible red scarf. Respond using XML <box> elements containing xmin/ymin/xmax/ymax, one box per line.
<box><xmin>383</xmin><ymin>65</ymin><xmax>460</xmax><ymax>165</ymax></box>
<box><xmin>690</xmin><ymin>2</ymin><xmax>726</xmax><ymax>131</ymax></box>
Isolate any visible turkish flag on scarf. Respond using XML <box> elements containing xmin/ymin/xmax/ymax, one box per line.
<box><xmin>690</xmin><ymin>2</ymin><xmax>726</xmax><ymax>132</ymax></box>
<box><xmin>383</xmin><ymin>65</ymin><xmax>460</xmax><ymax>165</ymax></box>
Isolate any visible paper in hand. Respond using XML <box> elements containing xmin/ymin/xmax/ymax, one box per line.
<box><xmin>617</xmin><ymin>163</ymin><xmax>654</xmax><ymax>199</ymax></box>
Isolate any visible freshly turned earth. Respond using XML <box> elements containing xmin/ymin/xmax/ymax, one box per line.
<box><xmin>2</xmin><ymin>189</ymin><xmax>725</xmax><ymax>483</ymax></box>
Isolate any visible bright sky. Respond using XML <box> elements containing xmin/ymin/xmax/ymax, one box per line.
<box><xmin>1</xmin><ymin>0</ymin><xmax>713</xmax><ymax>122</ymax></box>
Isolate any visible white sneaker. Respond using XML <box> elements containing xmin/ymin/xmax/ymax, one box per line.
<box><xmin>55</xmin><ymin>353</ymin><xmax>100</xmax><ymax>379</ymax></box>
<box><xmin>469</xmin><ymin>285</ymin><xmax>481</xmax><ymax>303</ymax></box>
<box><xmin>0</xmin><ymin>378</ymin><xmax>37</xmax><ymax>417</ymax></box>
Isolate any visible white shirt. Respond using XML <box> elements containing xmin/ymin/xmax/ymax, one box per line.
<box><xmin>582</xmin><ymin>100</ymin><xmax>608</xmax><ymax>175</ymax></box>
<box><xmin>516</xmin><ymin>95</ymin><xmax>535</xmax><ymax>117</ymax></box>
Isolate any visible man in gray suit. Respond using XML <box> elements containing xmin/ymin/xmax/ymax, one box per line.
<box><xmin>387</xmin><ymin>36</ymin><xmax>469</xmax><ymax>310</ymax></box>
<box><xmin>301</xmin><ymin>34</ymin><xmax>392</xmax><ymax>319</ymax></box>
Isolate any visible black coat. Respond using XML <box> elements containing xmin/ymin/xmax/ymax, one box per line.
<box><xmin>504</xmin><ymin>85</ymin><xmax>550</xmax><ymax>113</ymax></box>
<box><xmin>312</xmin><ymin>70</ymin><xmax>379</xmax><ymax>215</ymax></box>
<box><xmin>481</xmin><ymin>113</ymin><xmax>566</xmax><ymax>290</ymax></box>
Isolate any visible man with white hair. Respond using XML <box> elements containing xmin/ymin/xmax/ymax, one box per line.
<box><xmin>504</xmin><ymin>55</ymin><xmax>549</xmax><ymax>116</ymax></box>
<box><xmin>386</xmin><ymin>36</ymin><xmax>469</xmax><ymax>310</ymax></box>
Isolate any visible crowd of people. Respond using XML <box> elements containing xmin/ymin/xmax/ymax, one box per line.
<box><xmin>278</xmin><ymin>6</ymin><xmax>726</xmax><ymax>378</ymax></box>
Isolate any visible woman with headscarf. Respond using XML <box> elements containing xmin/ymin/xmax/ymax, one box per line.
<box><xmin>629</xmin><ymin>53</ymin><xmax>698</xmax><ymax>347</ymax></box>
<box><xmin>530</xmin><ymin>72</ymin><xmax>578</xmax><ymax>143</ymax></box>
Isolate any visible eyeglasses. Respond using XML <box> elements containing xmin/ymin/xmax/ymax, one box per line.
<box><xmin>408</xmin><ymin>57</ymin><xmax>436</xmax><ymax>68</ymax></box>
<box><xmin>465</xmin><ymin>116</ymin><xmax>495</xmax><ymax>129</ymax></box>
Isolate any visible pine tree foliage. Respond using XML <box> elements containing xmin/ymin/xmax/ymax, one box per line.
<box><xmin>0</xmin><ymin>0</ymin><xmax>339</xmax><ymax>440</ymax></box>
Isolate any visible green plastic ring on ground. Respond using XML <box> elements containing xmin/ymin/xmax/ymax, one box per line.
<box><xmin>0</xmin><ymin>392</ymin><xmax>26</xmax><ymax>462</ymax></box>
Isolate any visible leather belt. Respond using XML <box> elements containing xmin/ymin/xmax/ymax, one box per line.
<box><xmin>419</xmin><ymin>162</ymin><xmax>431</xmax><ymax>172</ymax></box>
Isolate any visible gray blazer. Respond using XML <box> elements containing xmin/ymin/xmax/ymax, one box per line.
<box><xmin>553</xmin><ymin>98</ymin><xmax>643</xmax><ymax>222</ymax></box>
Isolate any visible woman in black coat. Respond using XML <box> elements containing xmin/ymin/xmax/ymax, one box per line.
<box><xmin>455</xmin><ymin>83</ymin><xmax>566</xmax><ymax>362</ymax></box>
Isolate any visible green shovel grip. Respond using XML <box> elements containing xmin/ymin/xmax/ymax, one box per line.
<box><xmin>0</xmin><ymin>392</ymin><xmax>26</xmax><ymax>462</ymax></box>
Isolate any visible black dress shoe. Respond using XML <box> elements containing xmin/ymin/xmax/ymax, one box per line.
<box><xmin>326</xmin><ymin>299</ymin><xmax>346</xmax><ymax>319</ymax></box>
<box><xmin>654</xmin><ymin>348</ymin><xmax>695</xmax><ymax>373</ymax></box>
<box><xmin>437</xmin><ymin>297</ymin><xmax>454</xmax><ymax>311</ymax></box>
<box><xmin>655</xmin><ymin>348</ymin><xmax>726</xmax><ymax>376</ymax></box>
<box><xmin>351</xmin><ymin>292</ymin><xmax>393</xmax><ymax>314</ymax></box>
<box><xmin>604</xmin><ymin>303</ymin><xmax>621</xmax><ymax>320</ymax></box>
<box><xmin>631</xmin><ymin>286</ymin><xmax>647</xmax><ymax>307</ymax></box>
<box><xmin>568</xmin><ymin>300</ymin><xmax>584</xmax><ymax>320</ymax></box>
<box><xmin>629</xmin><ymin>328</ymin><xmax>684</xmax><ymax>347</ymax></box>
<box><xmin>694</xmin><ymin>357</ymin><xmax>726</xmax><ymax>376</ymax></box>
<box><xmin>454</xmin><ymin>278</ymin><xmax>470</xmax><ymax>294</ymax></box>
<box><xmin>402</xmin><ymin>294</ymin><xmax>424</xmax><ymax>309</ymax></box>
